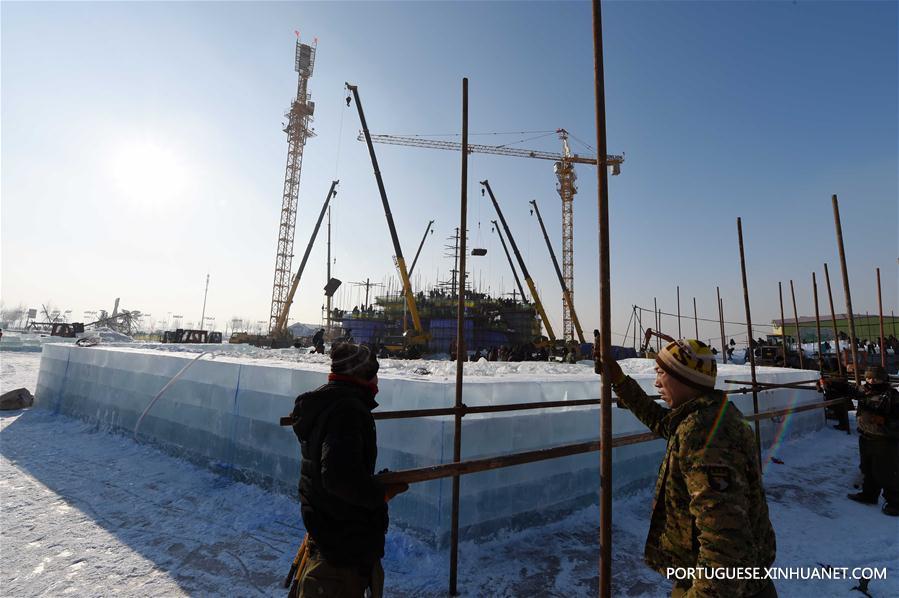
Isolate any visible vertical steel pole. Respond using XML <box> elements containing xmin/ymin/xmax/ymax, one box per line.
<box><xmin>633</xmin><ymin>306</ymin><xmax>638</xmax><ymax>350</ymax></box>
<box><xmin>737</xmin><ymin>218</ymin><xmax>763</xmax><ymax>468</ymax></box>
<box><xmin>877</xmin><ymin>268</ymin><xmax>886</xmax><ymax>368</ymax></box>
<box><xmin>789</xmin><ymin>280</ymin><xmax>805</xmax><ymax>370</ymax></box>
<box><xmin>591</xmin><ymin>1</ymin><xmax>613</xmax><ymax>594</ymax></box>
<box><xmin>832</xmin><ymin>195</ymin><xmax>861</xmax><ymax>385</ymax></box>
<box><xmin>693</xmin><ymin>297</ymin><xmax>699</xmax><ymax>339</ymax></box>
<box><xmin>823</xmin><ymin>263</ymin><xmax>844</xmax><ymax>377</ymax></box>
<box><xmin>813</xmin><ymin>272</ymin><xmax>823</xmax><ymax>373</ymax></box>
<box><xmin>449</xmin><ymin>77</ymin><xmax>468</xmax><ymax>596</ymax></box>
<box><xmin>677</xmin><ymin>285</ymin><xmax>682</xmax><ymax>339</ymax></box>
<box><xmin>654</xmin><ymin>297</ymin><xmax>659</xmax><ymax>350</ymax></box>
<box><xmin>778</xmin><ymin>282</ymin><xmax>788</xmax><ymax>368</ymax></box>
<box><xmin>717</xmin><ymin>287</ymin><xmax>727</xmax><ymax>363</ymax></box>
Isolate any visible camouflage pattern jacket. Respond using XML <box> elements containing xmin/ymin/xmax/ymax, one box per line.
<box><xmin>857</xmin><ymin>384</ymin><xmax>899</xmax><ymax>439</ymax></box>
<box><xmin>614</xmin><ymin>376</ymin><xmax>777</xmax><ymax>597</ymax></box>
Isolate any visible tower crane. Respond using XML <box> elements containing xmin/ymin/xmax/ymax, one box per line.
<box><xmin>268</xmin><ymin>37</ymin><xmax>317</xmax><ymax>335</ymax></box>
<box><xmin>359</xmin><ymin>129</ymin><xmax>623</xmax><ymax>342</ymax></box>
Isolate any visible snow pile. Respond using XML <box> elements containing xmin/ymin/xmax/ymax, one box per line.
<box><xmin>89</xmin><ymin>327</ymin><xmax>134</xmax><ymax>343</ymax></box>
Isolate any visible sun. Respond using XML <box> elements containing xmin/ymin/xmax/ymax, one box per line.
<box><xmin>107</xmin><ymin>140</ymin><xmax>189</xmax><ymax>206</ymax></box>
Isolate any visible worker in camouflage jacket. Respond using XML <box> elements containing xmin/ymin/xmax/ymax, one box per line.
<box><xmin>288</xmin><ymin>342</ymin><xmax>408</xmax><ymax>597</ymax></box>
<box><xmin>597</xmin><ymin>339</ymin><xmax>776</xmax><ymax>597</ymax></box>
<box><xmin>848</xmin><ymin>365</ymin><xmax>899</xmax><ymax>516</ymax></box>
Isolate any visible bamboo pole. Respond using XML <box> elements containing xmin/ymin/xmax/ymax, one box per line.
<box><xmin>832</xmin><ymin>195</ymin><xmax>860</xmax><ymax>385</ymax></box>
<box><xmin>677</xmin><ymin>285</ymin><xmax>682</xmax><ymax>338</ymax></box>
<box><xmin>717</xmin><ymin>287</ymin><xmax>727</xmax><ymax>363</ymax></box>
<box><xmin>591</xmin><ymin>1</ymin><xmax>614</xmax><ymax>593</ymax></box>
<box><xmin>790</xmin><ymin>280</ymin><xmax>805</xmax><ymax>369</ymax></box>
<box><xmin>693</xmin><ymin>297</ymin><xmax>699</xmax><ymax>339</ymax></box>
<box><xmin>778</xmin><ymin>282</ymin><xmax>789</xmax><ymax>368</ymax></box>
<box><xmin>737</xmin><ymin>217</ymin><xmax>763</xmax><ymax>468</ymax></box>
<box><xmin>823</xmin><ymin>263</ymin><xmax>843</xmax><ymax>376</ymax></box>
<box><xmin>448</xmin><ymin>76</ymin><xmax>468</xmax><ymax>596</ymax></box>
<box><xmin>877</xmin><ymin>268</ymin><xmax>886</xmax><ymax>368</ymax></box>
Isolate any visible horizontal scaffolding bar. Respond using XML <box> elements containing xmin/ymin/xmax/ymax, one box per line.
<box><xmin>374</xmin><ymin>398</ymin><xmax>846</xmax><ymax>485</ymax></box>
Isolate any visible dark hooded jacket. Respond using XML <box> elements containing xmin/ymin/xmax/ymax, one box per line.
<box><xmin>290</xmin><ymin>378</ymin><xmax>387</xmax><ymax>568</ymax></box>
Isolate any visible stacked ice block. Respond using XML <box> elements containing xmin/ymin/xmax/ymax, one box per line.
<box><xmin>35</xmin><ymin>344</ymin><xmax>824</xmax><ymax>544</ymax></box>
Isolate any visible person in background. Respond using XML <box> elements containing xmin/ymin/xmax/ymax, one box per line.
<box><xmin>849</xmin><ymin>365</ymin><xmax>899</xmax><ymax>516</ymax></box>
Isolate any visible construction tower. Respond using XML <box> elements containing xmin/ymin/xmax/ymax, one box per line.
<box><xmin>554</xmin><ymin>129</ymin><xmax>577</xmax><ymax>342</ymax></box>
<box><xmin>269</xmin><ymin>38</ymin><xmax>317</xmax><ymax>334</ymax></box>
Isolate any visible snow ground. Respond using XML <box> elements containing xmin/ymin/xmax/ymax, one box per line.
<box><xmin>2</xmin><ymin>352</ymin><xmax>897</xmax><ymax>596</ymax></box>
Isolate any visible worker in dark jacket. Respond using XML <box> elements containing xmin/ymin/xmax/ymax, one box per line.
<box><xmin>598</xmin><ymin>339</ymin><xmax>777</xmax><ymax>597</ymax></box>
<box><xmin>289</xmin><ymin>341</ymin><xmax>408</xmax><ymax>597</ymax></box>
<box><xmin>848</xmin><ymin>365</ymin><xmax>899</xmax><ymax>516</ymax></box>
<box><xmin>818</xmin><ymin>374</ymin><xmax>855</xmax><ymax>433</ymax></box>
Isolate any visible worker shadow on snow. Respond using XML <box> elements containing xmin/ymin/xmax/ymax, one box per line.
<box><xmin>1</xmin><ymin>408</ymin><xmax>302</xmax><ymax>596</ymax></box>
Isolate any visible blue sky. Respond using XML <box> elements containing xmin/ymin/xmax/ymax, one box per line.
<box><xmin>2</xmin><ymin>1</ymin><xmax>896</xmax><ymax>345</ymax></box>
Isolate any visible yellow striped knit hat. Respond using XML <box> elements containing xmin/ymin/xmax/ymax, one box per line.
<box><xmin>656</xmin><ymin>339</ymin><xmax>717</xmax><ymax>391</ymax></box>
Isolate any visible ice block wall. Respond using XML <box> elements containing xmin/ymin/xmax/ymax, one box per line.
<box><xmin>34</xmin><ymin>344</ymin><xmax>824</xmax><ymax>544</ymax></box>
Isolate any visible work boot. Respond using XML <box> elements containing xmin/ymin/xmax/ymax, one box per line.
<box><xmin>833</xmin><ymin>424</ymin><xmax>850</xmax><ymax>432</ymax></box>
<box><xmin>882</xmin><ymin>503</ymin><xmax>899</xmax><ymax>517</ymax></box>
<box><xmin>847</xmin><ymin>492</ymin><xmax>877</xmax><ymax>505</ymax></box>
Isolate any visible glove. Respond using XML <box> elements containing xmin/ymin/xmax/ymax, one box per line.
<box><xmin>384</xmin><ymin>482</ymin><xmax>409</xmax><ymax>502</ymax></box>
<box><xmin>593</xmin><ymin>341</ymin><xmax>625</xmax><ymax>384</ymax></box>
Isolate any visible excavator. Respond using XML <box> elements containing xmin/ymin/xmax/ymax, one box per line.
<box><xmin>346</xmin><ymin>83</ymin><xmax>428</xmax><ymax>357</ymax></box>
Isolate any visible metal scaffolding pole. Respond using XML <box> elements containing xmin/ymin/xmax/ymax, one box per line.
<box><xmin>592</xmin><ymin>1</ymin><xmax>614</xmax><ymax>594</ymax></box>
<box><xmin>449</xmin><ymin>77</ymin><xmax>468</xmax><ymax>596</ymax></box>
<box><xmin>832</xmin><ymin>195</ymin><xmax>860</xmax><ymax>385</ymax></box>
<box><xmin>737</xmin><ymin>218</ymin><xmax>763</xmax><ymax>468</ymax></box>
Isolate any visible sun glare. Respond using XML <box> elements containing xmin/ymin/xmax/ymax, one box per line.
<box><xmin>108</xmin><ymin>140</ymin><xmax>189</xmax><ymax>207</ymax></box>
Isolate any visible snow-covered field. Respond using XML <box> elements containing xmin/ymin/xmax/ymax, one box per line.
<box><xmin>2</xmin><ymin>352</ymin><xmax>897</xmax><ymax>596</ymax></box>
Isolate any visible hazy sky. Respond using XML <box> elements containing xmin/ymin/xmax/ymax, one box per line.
<box><xmin>2</xmin><ymin>1</ymin><xmax>896</xmax><ymax>345</ymax></box>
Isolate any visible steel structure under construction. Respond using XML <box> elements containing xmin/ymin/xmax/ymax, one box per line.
<box><xmin>269</xmin><ymin>38</ymin><xmax>316</xmax><ymax>334</ymax></box>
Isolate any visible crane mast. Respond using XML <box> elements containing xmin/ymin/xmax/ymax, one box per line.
<box><xmin>555</xmin><ymin>129</ymin><xmax>577</xmax><ymax>342</ymax></box>
<box><xmin>269</xmin><ymin>38</ymin><xmax>317</xmax><ymax>334</ymax></box>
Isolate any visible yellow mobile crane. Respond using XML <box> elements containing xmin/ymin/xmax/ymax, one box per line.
<box><xmin>345</xmin><ymin>83</ymin><xmax>428</xmax><ymax>351</ymax></box>
<box><xmin>480</xmin><ymin>180</ymin><xmax>556</xmax><ymax>343</ymax></box>
<box><xmin>269</xmin><ymin>180</ymin><xmax>339</xmax><ymax>347</ymax></box>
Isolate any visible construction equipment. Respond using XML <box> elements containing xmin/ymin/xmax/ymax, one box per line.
<box><xmin>480</xmin><ymin>180</ymin><xmax>555</xmax><ymax>343</ymax></box>
<box><xmin>530</xmin><ymin>199</ymin><xmax>585</xmax><ymax>344</ymax></box>
<box><xmin>270</xmin><ymin>180</ymin><xmax>339</xmax><ymax>346</ymax></box>
<box><xmin>361</xmin><ymin>128</ymin><xmax>623</xmax><ymax>342</ymax></box>
<box><xmin>345</xmin><ymin>83</ymin><xmax>428</xmax><ymax>349</ymax></box>
<box><xmin>269</xmin><ymin>37</ymin><xmax>317</xmax><ymax>335</ymax></box>
<box><xmin>408</xmin><ymin>220</ymin><xmax>435</xmax><ymax>277</ymax></box>
<box><xmin>491</xmin><ymin>220</ymin><xmax>528</xmax><ymax>302</ymax></box>
<box><xmin>640</xmin><ymin>328</ymin><xmax>675</xmax><ymax>355</ymax></box>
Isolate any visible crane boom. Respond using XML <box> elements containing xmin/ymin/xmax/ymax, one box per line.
<box><xmin>272</xmin><ymin>180</ymin><xmax>339</xmax><ymax>339</ymax></box>
<box><xmin>481</xmin><ymin>180</ymin><xmax>556</xmax><ymax>343</ymax></box>
<box><xmin>359</xmin><ymin>133</ymin><xmax>623</xmax><ymax>168</ymax></box>
<box><xmin>491</xmin><ymin>219</ymin><xmax>528</xmax><ymax>303</ymax></box>
<box><xmin>346</xmin><ymin>83</ymin><xmax>427</xmax><ymax>345</ymax></box>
